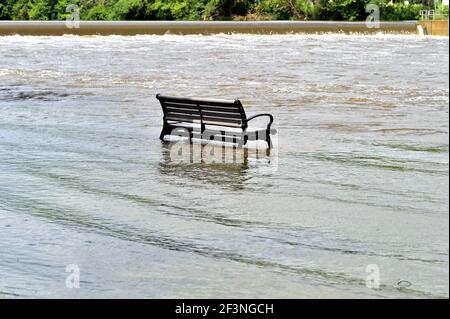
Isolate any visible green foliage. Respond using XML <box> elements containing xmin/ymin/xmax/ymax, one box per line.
<box><xmin>0</xmin><ymin>2</ymin><xmax>10</xmax><ymax>20</ymax></box>
<box><xmin>146</xmin><ymin>0</ymin><xmax>192</xmax><ymax>20</ymax></box>
<box><xmin>434</xmin><ymin>2</ymin><xmax>449</xmax><ymax>19</ymax></box>
<box><xmin>0</xmin><ymin>0</ymin><xmax>430</xmax><ymax>21</ymax></box>
<box><xmin>318</xmin><ymin>0</ymin><xmax>366</xmax><ymax>21</ymax></box>
<box><xmin>256</xmin><ymin>0</ymin><xmax>320</xmax><ymax>20</ymax></box>
<box><xmin>83</xmin><ymin>4</ymin><xmax>111</xmax><ymax>20</ymax></box>
<box><xmin>203</xmin><ymin>0</ymin><xmax>223</xmax><ymax>19</ymax></box>
<box><xmin>378</xmin><ymin>1</ymin><xmax>423</xmax><ymax>21</ymax></box>
<box><xmin>28</xmin><ymin>0</ymin><xmax>54</xmax><ymax>19</ymax></box>
<box><xmin>185</xmin><ymin>0</ymin><xmax>206</xmax><ymax>19</ymax></box>
<box><xmin>297</xmin><ymin>0</ymin><xmax>321</xmax><ymax>20</ymax></box>
<box><xmin>53</xmin><ymin>0</ymin><xmax>80</xmax><ymax>20</ymax></box>
<box><xmin>12</xmin><ymin>0</ymin><xmax>31</xmax><ymax>19</ymax></box>
<box><xmin>256</xmin><ymin>0</ymin><xmax>296</xmax><ymax>19</ymax></box>
<box><xmin>203</xmin><ymin>0</ymin><xmax>256</xmax><ymax>19</ymax></box>
<box><xmin>112</xmin><ymin>0</ymin><xmax>145</xmax><ymax>19</ymax></box>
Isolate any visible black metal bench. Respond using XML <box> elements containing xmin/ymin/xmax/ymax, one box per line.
<box><xmin>156</xmin><ymin>94</ymin><xmax>275</xmax><ymax>149</ymax></box>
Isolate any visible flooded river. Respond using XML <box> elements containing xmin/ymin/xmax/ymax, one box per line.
<box><xmin>0</xmin><ymin>34</ymin><xmax>448</xmax><ymax>298</ymax></box>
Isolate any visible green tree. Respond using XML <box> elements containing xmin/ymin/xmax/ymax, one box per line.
<box><xmin>318</xmin><ymin>0</ymin><xmax>366</xmax><ymax>21</ymax></box>
<box><xmin>377</xmin><ymin>0</ymin><xmax>423</xmax><ymax>21</ymax></box>
<box><xmin>204</xmin><ymin>0</ymin><xmax>256</xmax><ymax>19</ymax></box>
<box><xmin>112</xmin><ymin>0</ymin><xmax>146</xmax><ymax>19</ymax></box>
<box><xmin>84</xmin><ymin>4</ymin><xmax>111</xmax><ymax>20</ymax></box>
<box><xmin>51</xmin><ymin>1</ymin><xmax>81</xmax><ymax>20</ymax></box>
<box><xmin>28</xmin><ymin>0</ymin><xmax>53</xmax><ymax>20</ymax></box>
<box><xmin>256</xmin><ymin>0</ymin><xmax>320</xmax><ymax>20</ymax></box>
<box><xmin>0</xmin><ymin>0</ymin><xmax>12</xmax><ymax>20</ymax></box>
<box><xmin>0</xmin><ymin>0</ymin><xmax>427</xmax><ymax>21</ymax></box>
<box><xmin>145</xmin><ymin>0</ymin><xmax>209</xmax><ymax>20</ymax></box>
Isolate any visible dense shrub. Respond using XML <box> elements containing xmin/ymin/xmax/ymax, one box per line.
<box><xmin>111</xmin><ymin>0</ymin><xmax>145</xmax><ymax>20</ymax></box>
<box><xmin>318</xmin><ymin>0</ymin><xmax>366</xmax><ymax>21</ymax></box>
<box><xmin>256</xmin><ymin>0</ymin><xmax>320</xmax><ymax>20</ymax></box>
<box><xmin>0</xmin><ymin>1</ymin><xmax>11</xmax><ymax>19</ymax></box>
<box><xmin>0</xmin><ymin>0</ymin><xmax>430</xmax><ymax>21</ymax></box>
<box><xmin>379</xmin><ymin>1</ymin><xmax>423</xmax><ymax>21</ymax></box>
<box><xmin>83</xmin><ymin>4</ymin><xmax>111</xmax><ymax>19</ymax></box>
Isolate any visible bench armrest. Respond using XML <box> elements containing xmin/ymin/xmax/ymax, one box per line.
<box><xmin>246</xmin><ymin>113</ymin><xmax>274</xmax><ymax>131</ymax></box>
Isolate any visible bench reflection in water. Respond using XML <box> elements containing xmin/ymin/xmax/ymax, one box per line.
<box><xmin>158</xmin><ymin>141</ymin><xmax>277</xmax><ymax>190</ymax></box>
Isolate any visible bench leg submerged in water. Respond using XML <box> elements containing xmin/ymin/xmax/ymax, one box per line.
<box><xmin>160</xmin><ymin>129</ymin><xmax>273</xmax><ymax>149</ymax></box>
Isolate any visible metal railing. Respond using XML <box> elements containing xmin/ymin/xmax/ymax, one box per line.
<box><xmin>420</xmin><ymin>9</ymin><xmax>449</xmax><ymax>20</ymax></box>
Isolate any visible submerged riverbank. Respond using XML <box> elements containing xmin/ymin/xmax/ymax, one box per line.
<box><xmin>0</xmin><ymin>34</ymin><xmax>448</xmax><ymax>298</ymax></box>
<box><xmin>0</xmin><ymin>21</ymin><xmax>421</xmax><ymax>36</ymax></box>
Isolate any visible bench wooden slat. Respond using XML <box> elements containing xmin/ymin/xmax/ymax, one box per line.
<box><xmin>165</xmin><ymin>106</ymin><xmax>201</xmax><ymax>115</ymax></box>
<box><xmin>165</xmin><ymin>108</ymin><xmax>243</xmax><ymax>120</ymax></box>
<box><xmin>166</xmin><ymin>116</ymin><xmax>200</xmax><ymax>123</ymax></box>
<box><xmin>166</xmin><ymin>113</ymin><xmax>201</xmax><ymax>121</ymax></box>
<box><xmin>202</xmin><ymin>116</ymin><xmax>242</xmax><ymax>124</ymax></box>
<box><xmin>197</xmin><ymin>103</ymin><xmax>238</xmax><ymax>110</ymax></box>
<box><xmin>163</xmin><ymin>101</ymin><xmax>241</xmax><ymax>114</ymax></box>
<box><xmin>200</xmin><ymin>105</ymin><xmax>241</xmax><ymax>114</ymax></box>
<box><xmin>166</xmin><ymin>114</ymin><xmax>242</xmax><ymax>126</ymax></box>
<box><xmin>166</xmin><ymin>120</ymin><xmax>240</xmax><ymax>127</ymax></box>
<box><xmin>200</xmin><ymin>111</ymin><xmax>242</xmax><ymax>119</ymax></box>
<box><xmin>166</xmin><ymin>110</ymin><xmax>241</xmax><ymax>122</ymax></box>
<box><xmin>163</xmin><ymin>102</ymin><xmax>199</xmax><ymax>110</ymax></box>
<box><xmin>166</xmin><ymin>112</ymin><xmax>200</xmax><ymax>118</ymax></box>
<box><xmin>161</xmin><ymin>97</ymin><xmax>236</xmax><ymax>108</ymax></box>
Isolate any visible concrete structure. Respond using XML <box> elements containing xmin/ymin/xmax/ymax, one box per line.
<box><xmin>420</xmin><ymin>20</ymin><xmax>449</xmax><ymax>36</ymax></box>
<box><xmin>0</xmin><ymin>21</ymin><xmax>420</xmax><ymax>36</ymax></box>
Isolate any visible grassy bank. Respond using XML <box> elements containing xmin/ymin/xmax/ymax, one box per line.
<box><xmin>0</xmin><ymin>0</ymin><xmax>432</xmax><ymax>22</ymax></box>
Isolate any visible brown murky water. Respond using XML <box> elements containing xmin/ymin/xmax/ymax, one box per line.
<box><xmin>0</xmin><ymin>34</ymin><xmax>448</xmax><ymax>298</ymax></box>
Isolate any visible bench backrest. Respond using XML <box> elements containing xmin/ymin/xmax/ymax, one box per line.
<box><xmin>157</xmin><ymin>94</ymin><xmax>247</xmax><ymax>129</ymax></box>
